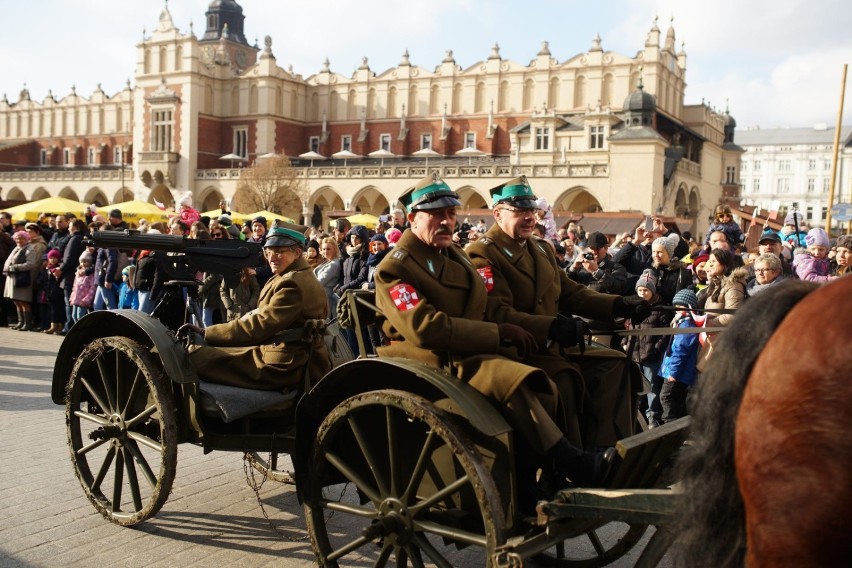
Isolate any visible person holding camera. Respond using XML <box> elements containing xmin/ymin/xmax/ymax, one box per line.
<box><xmin>567</xmin><ymin>232</ymin><xmax>628</xmax><ymax>295</ymax></box>
<box><xmin>466</xmin><ymin>176</ymin><xmax>650</xmax><ymax>449</ymax></box>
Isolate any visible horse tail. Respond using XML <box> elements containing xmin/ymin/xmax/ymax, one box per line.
<box><xmin>671</xmin><ymin>280</ymin><xmax>818</xmax><ymax>567</ymax></box>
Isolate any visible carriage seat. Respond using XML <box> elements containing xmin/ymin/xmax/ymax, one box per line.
<box><xmin>199</xmin><ymin>381</ymin><xmax>298</xmax><ymax>423</ymax></box>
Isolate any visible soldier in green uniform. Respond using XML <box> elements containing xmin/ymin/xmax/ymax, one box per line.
<box><xmin>466</xmin><ymin>176</ymin><xmax>650</xmax><ymax>449</ymax></box>
<box><xmin>374</xmin><ymin>173</ymin><xmax>613</xmax><ymax>495</ymax></box>
<box><xmin>184</xmin><ymin>220</ymin><xmax>332</xmax><ymax>391</ymax></box>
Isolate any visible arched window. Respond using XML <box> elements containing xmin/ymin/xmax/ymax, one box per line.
<box><xmin>474</xmin><ymin>81</ymin><xmax>485</xmax><ymax>113</ymax></box>
<box><xmin>601</xmin><ymin>74</ymin><xmax>614</xmax><ymax>107</ymax></box>
<box><xmin>347</xmin><ymin>89</ymin><xmax>357</xmax><ymax>120</ymax></box>
<box><xmin>522</xmin><ymin>79</ymin><xmax>535</xmax><ymax>110</ymax></box>
<box><xmin>452</xmin><ymin>83</ymin><xmax>462</xmax><ymax>114</ymax></box>
<box><xmin>367</xmin><ymin>88</ymin><xmax>377</xmax><ymax>119</ymax></box>
<box><xmin>498</xmin><ymin>80</ymin><xmax>510</xmax><ymax>111</ymax></box>
<box><xmin>276</xmin><ymin>86</ymin><xmax>284</xmax><ymax>115</ymax></box>
<box><xmin>408</xmin><ymin>84</ymin><xmax>419</xmax><ymax>116</ymax></box>
<box><xmin>249</xmin><ymin>84</ymin><xmax>258</xmax><ymax>114</ymax></box>
<box><xmin>204</xmin><ymin>85</ymin><xmax>214</xmax><ymax>115</ymax></box>
<box><xmin>429</xmin><ymin>85</ymin><xmax>440</xmax><ymax>115</ymax></box>
<box><xmin>175</xmin><ymin>45</ymin><xmax>183</xmax><ymax>71</ymax></box>
<box><xmin>387</xmin><ymin>87</ymin><xmax>397</xmax><ymax>118</ymax></box>
<box><xmin>329</xmin><ymin>90</ymin><xmax>339</xmax><ymax>120</ymax></box>
<box><xmin>144</xmin><ymin>49</ymin><xmax>152</xmax><ymax>74</ymax></box>
<box><xmin>159</xmin><ymin>47</ymin><xmax>168</xmax><ymax>73</ymax></box>
<box><xmin>310</xmin><ymin>92</ymin><xmax>319</xmax><ymax>121</ymax></box>
<box><xmin>549</xmin><ymin>77</ymin><xmax>560</xmax><ymax>110</ymax></box>
<box><xmin>573</xmin><ymin>75</ymin><xmax>587</xmax><ymax>108</ymax></box>
<box><xmin>231</xmin><ymin>86</ymin><xmax>240</xmax><ymax>114</ymax></box>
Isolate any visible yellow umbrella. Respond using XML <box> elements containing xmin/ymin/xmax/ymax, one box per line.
<box><xmin>5</xmin><ymin>196</ymin><xmax>89</xmax><ymax>222</ymax></box>
<box><xmin>108</xmin><ymin>200</ymin><xmax>174</xmax><ymax>223</ymax></box>
<box><xmin>202</xmin><ymin>209</ymin><xmax>250</xmax><ymax>225</ymax></box>
<box><xmin>345</xmin><ymin>213</ymin><xmax>380</xmax><ymax>228</ymax></box>
<box><xmin>244</xmin><ymin>210</ymin><xmax>297</xmax><ymax>224</ymax></box>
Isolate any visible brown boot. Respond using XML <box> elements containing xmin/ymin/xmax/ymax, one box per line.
<box><xmin>43</xmin><ymin>323</ymin><xmax>59</xmax><ymax>334</ymax></box>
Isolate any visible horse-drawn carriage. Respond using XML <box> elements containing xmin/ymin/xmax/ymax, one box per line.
<box><xmin>51</xmin><ymin>231</ymin><xmax>690</xmax><ymax>566</ymax></box>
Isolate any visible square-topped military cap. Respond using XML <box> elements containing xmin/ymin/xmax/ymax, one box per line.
<box><xmin>399</xmin><ymin>173</ymin><xmax>461</xmax><ymax>211</ymax></box>
<box><xmin>264</xmin><ymin>219</ymin><xmax>309</xmax><ymax>248</ymax></box>
<box><xmin>489</xmin><ymin>175</ymin><xmax>538</xmax><ymax>209</ymax></box>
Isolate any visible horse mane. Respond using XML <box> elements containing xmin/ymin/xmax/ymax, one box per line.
<box><xmin>671</xmin><ymin>280</ymin><xmax>819</xmax><ymax>567</ymax></box>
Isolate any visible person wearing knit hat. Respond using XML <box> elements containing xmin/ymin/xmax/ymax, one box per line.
<box><xmin>653</xmin><ymin>233</ymin><xmax>680</xmax><ymax>259</ymax></box>
<box><xmin>780</xmin><ymin>210</ymin><xmax>808</xmax><ymax>248</ymax></box>
<box><xmin>635</xmin><ymin>268</ymin><xmax>657</xmax><ymax>296</ymax></box>
<box><xmin>793</xmin><ymin>227</ymin><xmax>837</xmax><ymax>282</ymax></box>
<box><xmin>5</xmin><ymin>230</ymin><xmax>37</xmax><ymax>331</ymax></box>
<box><xmin>249</xmin><ymin>216</ymin><xmax>268</xmax><ymax>244</ymax></box>
<box><xmin>833</xmin><ymin>234</ymin><xmax>852</xmax><ymax>277</ymax></box>
<box><xmin>175</xmin><ymin>191</ymin><xmax>201</xmax><ymax>227</ymax></box>
<box><xmin>658</xmin><ymin>286</ymin><xmax>702</xmax><ymax>422</ymax></box>
<box><xmin>304</xmin><ymin>239</ymin><xmax>322</xmax><ymax>270</ymax></box>
<box><xmin>47</xmin><ymin>249</ymin><xmax>61</xmax><ymax>260</ymax></box>
<box><xmin>385</xmin><ymin>227</ymin><xmax>402</xmax><ymax>246</ymax></box>
<box><xmin>646</xmin><ymin>232</ymin><xmax>693</xmax><ymax>305</ymax></box>
<box><xmin>672</xmin><ymin>288</ymin><xmax>698</xmax><ymax>310</ymax></box>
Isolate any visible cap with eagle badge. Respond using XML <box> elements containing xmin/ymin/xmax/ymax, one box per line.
<box><xmin>490</xmin><ymin>175</ymin><xmax>538</xmax><ymax>209</ymax></box>
<box><xmin>264</xmin><ymin>219</ymin><xmax>309</xmax><ymax>248</ymax></box>
<box><xmin>399</xmin><ymin>173</ymin><xmax>461</xmax><ymax>211</ymax></box>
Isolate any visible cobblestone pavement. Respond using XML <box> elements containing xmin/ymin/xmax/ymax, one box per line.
<box><xmin>0</xmin><ymin>326</ymin><xmax>670</xmax><ymax>567</ymax></box>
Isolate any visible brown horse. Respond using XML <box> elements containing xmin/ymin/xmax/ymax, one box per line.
<box><xmin>673</xmin><ymin>277</ymin><xmax>852</xmax><ymax>567</ymax></box>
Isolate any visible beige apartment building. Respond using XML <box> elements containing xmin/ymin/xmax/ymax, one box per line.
<box><xmin>0</xmin><ymin>1</ymin><xmax>741</xmax><ymax>236</ymax></box>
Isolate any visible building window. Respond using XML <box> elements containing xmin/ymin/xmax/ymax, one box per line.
<box><xmin>114</xmin><ymin>146</ymin><xmax>124</xmax><ymax>165</ymax></box>
<box><xmin>87</xmin><ymin>147</ymin><xmax>96</xmax><ymax>166</ymax></box>
<box><xmin>725</xmin><ymin>166</ymin><xmax>736</xmax><ymax>184</ymax></box>
<box><xmin>754</xmin><ymin>160</ymin><xmax>761</xmax><ymax>172</ymax></box>
<box><xmin>535</xmin><ymin>127</ymin><xmax>550</xmax><ymax>150</ymax></box>
<box><xmin>151</xmin><ymin>109</ymin><xmax>173</xmax><ymax>152</ymax></box>
<box><xmin>309</xmin><ymin>136</ymin><xmax>320</xmax><ymax>152</ymax></box>
<box><xmin>808</xmin><ymin>159</ymin><xmax>816</xmax><ymax>170</ymax></box>
<box><xmin>823</xmin><ymin>178</ymin><xmax>830</xmax><ymax>193</ymax></box>
<box><xmin>776</xmin><ymin>178</ymin><xmax>790</xmax><ymax>193</ymax></box>
<box><xmin>63</xmin><ymin>148</ymin><xmax>71</xmax><ymax>166</ymax></box>
<box><xmin>807</xmin><ymin>206</ymin><xmax>814</xmax><ymax>220</ymax></box>
<box><xmin>807</xmin><ymin>178</ymin><xmax>815</xmax><ymax>193</ymax></box>
<box><xmin>341</xmin><ymin>135</ymin><xmax>352</xmax><ymax>152</ymax></box>
<box><xmin>464</xmin><ymin>132</ymin><xmax>476</xmax><ymax>148</ymax></box>
<box><xmin>421</xmin><ymin>133</ymin><xmax>432</xmax><ymax>150</ymax></box>
<box><xmin>778</xmin><ymin>160</ymin><xmax>791</xmax><ymax>172</ymax></box>
<box><xmin>233</xmin><ymin>127</ymin><xmax>248</xmax><ymax>159</ymax></box>
<box><xmin>752</xmin><ymin>179</ymin><xmax>760</xmax><ymax>192</ymax></box>
<box><xmin>824</xmin><ymin>159</ymin><xmax>831</xmax><ymax>170</ymax></box>
<box><xmin>380</xmin><ymin>133</ymin><xmax>391</xmax><ymax>152</ymax></box>
<box><xmin>589</xmin><ymin>125</ymin><xmax>604</xmax><ymax>150</ymax></box>
<box><xmin>40</xmin><ymin>148</ymin><xmax>48</xmax><ymax>166</ymax></box>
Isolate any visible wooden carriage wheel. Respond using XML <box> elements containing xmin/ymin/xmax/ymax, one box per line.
<box><xmin>66</xmin><ymin>337</ymin><xmax>177</xmax><ymax>526</ymax></box>
<box><xmin>303</xmin><ymin>389</ymin><xmax>506</xmax><ymax>567</ymax></box>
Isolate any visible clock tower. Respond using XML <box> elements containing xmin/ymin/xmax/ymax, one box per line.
<box><xmin>199</xmin><ymin>0</ymin><xmax>257</xmax><ymax>69</ymax></box>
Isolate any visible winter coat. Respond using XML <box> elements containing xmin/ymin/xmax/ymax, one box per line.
<box><xmin>697</xmin><ymin>267</ymin><xmax>748</xmax><ymax>327</ymax></box>
<box><xmin>70</xmin><ymin>267</ymin><xmax>97</xmax><ymax>308</ymax></box>
<box><xmin>334</xmin><ymin>246</ymin><xmax>369</xmax><ymax>295</ymax></box>
<box><xmin>658</xmin><ymin>314</ymin><xmax>700</xmax><ymax>386</ymax></box>
<box><xmin>613</xmin><ymin>241</ymin><xmax>653</xmax><ymax>289</ymax></box>
<box><xmin>567</xmin><ymin>253</ymin><xmax>629</xmax><ymax>295</ymax></box>
<box><xmin>625</xmin><ymin>298</ymin><xmax>671</xmax><ymax>366</ymax></box>
<box><xmin>648</xmin><ymin>258</ymin><xmax>693</xmax><ymax>306</ymax></box>
<box><xmin>314</xmin><ymin>258</ymin><xmax>341</xmax><ymax>317</ymax></box>
<box><xmin>3</xmin><ymin>244</ymin><xmax>38</xmax><ymax>302</ymax></box>
<box><xmin>58</xmin><ymin>233</ymin><xmax>85</xmax><ymax>290</ymax></box>
<box><xmin>793</xmin><ymin>252</ymin><xmax>837</xmax><ymax>283</ymax></box>
<box><xmin>220</xmin><ymin>274</ymin><xmax>260</xmax><ymax>320</ymax></box>
<box><xmin>199</xmin><ymin>272</ymin><xmax>224</xmax><ymax>312</ymax></box>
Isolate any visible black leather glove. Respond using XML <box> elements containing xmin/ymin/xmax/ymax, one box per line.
<box><xmin>548</xmin><ymin>317</ymin><xmax>585</xmax><ymax>348</ymax></box>
<box><xmin>613</xmin><ymin>296</ymin><xmax>652</xmax><ymax>325</ymax></box>
<box><xmin>177</xmin><ymin>323</ymin><xmax>205</xmax><ymax>340</ymax></box>
<box><xmin>498</xmin><ymin>323</ymin><xmax>538</xmax><ymax>359</ymax></box>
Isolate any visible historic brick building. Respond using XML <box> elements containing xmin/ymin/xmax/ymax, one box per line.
<box><xmin>0</xmin><ymin>1</ymin><xmax>742</xmax><ymax>235</ymax></box>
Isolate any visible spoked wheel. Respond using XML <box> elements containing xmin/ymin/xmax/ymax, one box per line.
<box><xmin>66</xmin><ymin>337</ymin><xmax>177</xmax><ymax>526</ymax></box>
<box><xmin>532</xmin><ymin>523</ymin><xmax>648</xmax><ymax>567</ymax></box>
<box><xmin>304</xmin><ymin>389</ymin><xmax>506</xmax><ymax>567</ymax></box>
<box><xmin>248</xmin><ymin>451</ymin><xmax>296</xmax><ymax>484</ymax></box>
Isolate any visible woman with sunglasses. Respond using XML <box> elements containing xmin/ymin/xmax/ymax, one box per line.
<box><xmin>702</xmin><ymin>204</ymin><xmax>744</xmax><ymax>253</ymax></box>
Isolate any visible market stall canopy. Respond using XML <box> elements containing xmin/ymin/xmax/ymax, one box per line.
<box><xmin>201</xmin><ymin>210</ymin><xmax>250</xmax><ymax>225</ymax></box>
<box><xmin>4</xmin><ymin>196</ymin><xmax>89</xmax><ymax>222</ymax></box>
<box><xmin>411</xmin><ymin>148</ymin><xmax>442</xmax><ymax>166</ymax></box>
<box><xmin>345</xmin><ymin>213</ymin><xmax>380</xmax><ymax>228</ymax></box>
<box><xmin>108</xmin><ymin>200</ymin><xmax>174</xmax><ymax>222</ymax></box>
<box><xmin>298</xmin><ymin>151</ymin><xmax>327</xmax><ymax>166</ymax></box>
<box><xmin>330</xmin><ymin>150</ymin><xmax>364</xmax><ymax>166</ymax></box>
<box><xmin>455</xmin><ymin>146</ymin><xmax>486</xmax><ymax>164</ymax></box>
<box><xmin>244</xmin><ymin>210</ymin><xmax>297</xmax><ymax>224</ymax></box>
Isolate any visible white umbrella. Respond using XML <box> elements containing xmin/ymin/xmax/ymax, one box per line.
<box><xmin>368</xmin><ymin>148</ymin><xmax>396</xmax><ymax>166</ymax></box>
<box><xmin>412</xmin><ymin>147</ymin><xmax>442</xmax><ymax>168</ymax></box>
<box><xmin>219</xmin><ymin>153</ymin><xmax>247</xmax><ymax>168</ymax></box>
<box><xmin>331</xmin><ymin>150</ymin><xmax>364</xmax><ymax>167</ymax></box>
<box><xmin>298</xmin><ymin>151</ymin><xmax>327</xmax><ymax>167</ymax></box>
<box><xmin>455</xmin><ymin>146</ymin><xmax>486</xmax><ymax>165</ymax></box>
<box><xmin>256</xmin><ymin>152</ymin><xmax>280</xmax><ymax>161</ymax></box>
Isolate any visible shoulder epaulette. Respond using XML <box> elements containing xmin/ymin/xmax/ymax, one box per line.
<box><xmin>479</xmin><ymin>237</ymin><xmax>493</xmax><ymax>245</ymax></box>
<box><xmin>390</xmin><ymin>248</ymin><xmax>409</xmax><ymax>261</ymax></box>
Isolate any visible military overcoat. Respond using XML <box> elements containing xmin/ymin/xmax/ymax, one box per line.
<box><xmin>374</xmin><ymin>229</ymin><xmax>553</xmax><ymax>402</ymax></box>
<box><xmin>189</xmin><ymin>256</ymin><xmax>331</xmax><ymax>391</ymax></box>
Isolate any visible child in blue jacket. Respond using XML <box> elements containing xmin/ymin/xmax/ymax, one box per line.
<box><xmin>658</xmin><ymin>288</ymin><xmax>701</xmax><ymax>422</ymax></box>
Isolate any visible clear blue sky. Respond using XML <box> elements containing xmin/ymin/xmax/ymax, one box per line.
<box><xmin>2</xmin><ymin>0</ymin><xmax>850</xmax><ymax>129</ymax></box>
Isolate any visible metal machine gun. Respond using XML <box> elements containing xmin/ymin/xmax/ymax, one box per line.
<box><xmin>86</xmin><ymin>230</ymin><xmax>264</xmax><ymax>287</ymax></box>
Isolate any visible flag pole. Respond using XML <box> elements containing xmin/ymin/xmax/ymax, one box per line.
<box><xmin>825</xmin><ymin>63</ymin><xmax>847</xmax><ymax>236</ymax></box>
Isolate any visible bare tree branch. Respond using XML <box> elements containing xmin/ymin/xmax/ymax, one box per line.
<box><xmin>234</xmin><ymin>156</ymin><xmax>307</xmax><ymax>220</ymax></box>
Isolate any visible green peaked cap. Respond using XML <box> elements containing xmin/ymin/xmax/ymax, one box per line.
<box><xmin>264</xmin><ymin>219</ymin><xmax>309</xmax><ymax>247</ymax></box>
<box><xmin>399</xmin><ymin>173</ymin><xmax>461</xmax><ymax>211</ymax></box>
<box><xmin>489</xmin><ymin>175</ymin><xmax>538</xmax><ymax>209</ymax></box>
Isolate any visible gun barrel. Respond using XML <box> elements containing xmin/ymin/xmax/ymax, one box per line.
<box><xmin>88</xmin><ymin>230</ymin><xmax>186</xmax><ymax>252</ymax></box>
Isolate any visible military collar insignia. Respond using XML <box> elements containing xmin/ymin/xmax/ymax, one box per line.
<box><xmin>391</xmin><ymin>249</ymin><xmax>409</xmax><ymax>260</ymax></box>
<box><xmin>426</xmin><ymin>258</ymin><xmax>435</xmax><ymax>274</ymax></box>
<box><xmin>479</xmin><ymin>237</ymin><xmax>493</xmax><ymax>245</ymax></box>
<box><xmin>502</xmin><ymin>247</ymin><xmax>513</xmax><ymax>258</ymax></box>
